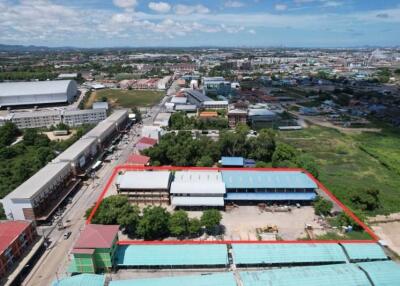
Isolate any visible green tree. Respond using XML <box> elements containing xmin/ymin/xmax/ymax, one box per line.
<box><xmin>132</xmin><ymin>107</ymin><xmax>142</xmax><ymax>123</ymax></box>
<box><xmin>201</xmin><ymin>209</ymin><xmax>222</xmax><ymax>234</ymax></box>
<box><xmin>0</xmin><ymin>122</ymin><xmax>20</xmax><ymax>147</ymax></box>
<box><xmin>188</xmin><ymin>218</ymin><xmax>202</xmax><ymax>236</ymax></box>
<box><xmin>296</xmin><ymin>154</ymin><xmax>319</xmax><ymax>179</ymax></box>
<box><xmin>90</xmin><ymin>195</ymin><xmax>140</xmax><ymax>235</ymax></box>
<box><xmin>169</xmin><ymin>210</ymin><xmax>189</xmax><ymax>237</ymax></box>
<box><xmin>350</xmin><ymin>189</ymin><xmax>380</xmax><ymax>211</ymax></box>
<box><xmin>196</xmin><ymin>155</ymin><xmax>214</xmax><ymax>167</ymax></box>
<box><xmin>314</xmin><ymin>197</ymin><xmax>333</xmax><ymax>216</ymax></box>
<box><xmin>272</xmin><ymin>143</ymin><xmax>297</xmax><ymax>167</ymax></box>
<box><xmin>137</xmin><ymin>206</ymin><xmax>170</xmax><ymax>240</ymax></box>
<box><xmin>23</xmin><ymin>129</ymin><xmax>50</xmax><ymax>147</ymax></box>
<box><xmin>247</xmin><ymin>129</ymin><xmax>276</xmax><ymax>162</ymax></box>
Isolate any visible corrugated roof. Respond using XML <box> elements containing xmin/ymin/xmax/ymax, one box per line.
<box><xmin>240</xmin><ymin>264</ymin><xmax>371</xmax><ymax>286</ymax></box>
<box><xmin>5</xmin><ymin>161</ymin><xmax>71</xmax><ymax>200</ymax></box>
<box><xmin>137</xmin><ymin>136</ymin><xmax>157</xmax><ymax>145</ymax></box>
<box><xmin>341</xmin><ymin>243</ymin><xmax>388</xmax><ymax>261</ymax></box>
<box><xmin>117</xmin><ymin>171</ymin><xmax>171</xmax><ymax>190</ymax></box>
<box><xmin>116</xmin><ymin>244</ymin><xmax>228</xmax><ymax>266</ymax></box>
<box><xmin>126</xmin><ymin>154</ymin><xmax>150</xmax><ymax>165</ymax></box>
<box><xmin>0</xmin><ymin>220</ymin><xmax>31</xmax><ymax>253</ymax></box>
<box><xmin>171</xmin><ymin>196</ymin><xmax>225</xmax><ymax>206</ymax></box>
<box><xmin>52</xmin><ymin>274</ymin><xmax>105</xmax><ymax>286</ymax></box>
<box><xmin>248</xmin><ymin>109</ymin><xmax>277</xmax><ymax>117</ymax></box>
<box><xmin>358</xmin><ymin>261</ymin><xmax>400</xmax><ymax>286</ymax></box>
<box><xmin>221</xmin><ymin>171</ymin><xmax>318</xmax><ymax>189</ymax></box>
<box><xmin>232</xmin><ymin>243</ymin><xmax>347</xmax><ymax>265</ymax></box>
<box><xmin>225</xmin><ymin>192</ymin><xmax>316</xmax><ymax>201</ymax></box>
<box><xmin>109</xmin><ymin>272</ymin><xmax>236</xmax><ymax>286</ymax></box>
<box><xmin>73</xmin><ymin>224</ymin><xmax>118</xmax><ymax>249</ymax></box>
<box><xmin>185</xmin><ymin>89</ymin><xmax>213</xmax><ymax>102</ymax></box>
<box><xmin>221</xmin><ymin>157</ymin><xmax>244</xmax><ymax>166</ymax></box>
<box><xmin>0</xmin><ymin>80</ymin><xmax>74</xmax><ymax>97</ymax></box>
<box><xmin>170</xmin><ymin>171</ymin><xmax>226</xmax><ymax>194</ymax></box>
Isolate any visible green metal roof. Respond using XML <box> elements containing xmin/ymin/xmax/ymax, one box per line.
<box><xmin>341</xmin><ymin>243</ymin><xmax>388</xmax><ymax>261</ymax></box>
<box><xmin>52</xmin><ymin>274</ymin><xmax>105</xmax><ymax>286</ymax></box>
<box><xmin>116</xmin><ymin>244</ymin><xmax>229</xmax><ymax>266</ymax></box>
<box><xmin>358</xmin><ymin>261</ymin><xmax>400</xmax><ymax>286</ymax></box>
<box><xmin>240</xmin><ymin>264</ymin><xmax>371</xmax><ymax>286</ymax></box>
<box><xmin>109</xmin><ymin>272</ymin><xmax>236</xmax><ymax>286</ymax></box>
<box><xmin>232</xmin><ymin>243</ymin><xmax>347</xmax><ymax>265</ymax></box>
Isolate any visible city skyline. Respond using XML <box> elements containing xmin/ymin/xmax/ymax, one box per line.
<box><xmin>0</xmin><ymin>0</ymin><xmax>399</xmax><ymax>48</ymax></box>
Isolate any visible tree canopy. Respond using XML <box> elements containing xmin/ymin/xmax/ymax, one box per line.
<box><xmin>201</xmin><ymin>209</ymin><xmax>222</xmax><ymax>234</ymax></box>
<box><xmin>137</xmin><ymin>206</ymin><xmax>171</xmax><ymax>240</ymax></box>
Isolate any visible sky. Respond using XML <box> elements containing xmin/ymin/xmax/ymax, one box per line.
<box><xmin>0</xmin><ymin>0</ymin><xmax>399</xmax><ymax>48</ymax></box>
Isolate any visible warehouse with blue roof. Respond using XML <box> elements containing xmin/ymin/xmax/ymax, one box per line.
<box><xmin>109</xmin><ymin>272</ymin><xmax>236</xmax><ymax>286</ymax></box>
<box><xmin>221</xmin><ymin>170</ymin><xmax>318</xmax><ymax>203</ymax></box>
<box><xmin>116</xmin><ymin>244</ymin><xmax>229</xmax><ymax>268</ymax></box>
<box><xmin>231</xmin><ymin>243</ymin><xmax>347</xmax><ymax>266</ymax></box>
<box><xmin>239</xmin><ymin>264</ymin><xmax>371</xmax><ymax>286</ymax></box>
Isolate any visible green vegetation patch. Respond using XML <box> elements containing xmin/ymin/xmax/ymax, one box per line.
<box><xmin>278</xmin><ymin>125</ymin><xmax>400</xmax><ymax>215</ymax></box>
<box><xmin>94</xmin><ymin>89</ymin><xmax>164</xmax><ymax>108</ymax></box>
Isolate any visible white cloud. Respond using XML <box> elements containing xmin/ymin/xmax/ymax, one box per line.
<box><xmin>148</xmin><ymin>2</ymin><xmax>171</xmax><ymax>13</ymax></box>
<box><xmin>322</xmin><ymin>1</ymin><xmax>342</xmax><ymax>8</ymax></box>
<box><xmin>224</xmin><ymin>1</ymin><xmax>245</xmax><ymax>8</ymax></box>
<box><xmin>275</xmin><ymin>4</ymin><xmax>288</xmax><ymax>11</ymax></box>
<box><xmin>0</xmin><ymin>0</ymin><xmax>399</xmax><ymax>46</ymax></box>
<box><xmin>248</xmin><ymin>29</ymin><xmax>256</xmax><ymax>34</ymax></box>
<box><xmin>113</xmin><ymin>0</ymin><xmax>138</xmax><ymax>9</ymax></box>
<box><xmin>174</xmin><ymin>4</ymin><xmax>210</xmax><ymax>15</ymax></box>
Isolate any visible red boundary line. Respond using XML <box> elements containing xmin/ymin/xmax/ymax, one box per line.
<box><xmin>86</xmin><ymin>165</ymin><xmax>379</xmax><ymax>244</ymax></box>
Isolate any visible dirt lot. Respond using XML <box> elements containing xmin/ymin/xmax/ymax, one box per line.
<box><xmin>370</xmin><ymin>213</ymin><xmax>400</xmax><ymax>255</ymax></box>
<box><xmin>220</xmin><ymin>206</ymin><xmax>325</xmax><ymax>240</ymax></box>
<box><xmin>44</xmin><ymin>130</ymin><xmax>76</xmax><ymax>141</ymax></box>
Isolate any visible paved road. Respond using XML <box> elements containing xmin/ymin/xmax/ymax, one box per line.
<box><xmin>23</xmin><ymin>124</ymin><xmax>143</xmax><ymax>286</ymax></box>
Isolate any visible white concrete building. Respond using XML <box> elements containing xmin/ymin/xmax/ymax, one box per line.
<box><xmin>2</xmin><ymin>161</ymin><xmax>73</xmax><ymax>221</ymax></box>
<box><xmin>63</xmin><ymin>109</ymin><xmax>107</xmax><ymax>126</ymax></box>
<box><xmin>0</xmin><ymin>80</ymin><xmax>77</xmax><ymax>107</ymax></box>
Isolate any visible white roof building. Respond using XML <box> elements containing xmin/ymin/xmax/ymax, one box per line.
<box><xmin>170</xmin><ymin>171</ymin><xmax>226</xmax><ymax>207</ymax></box>
<box><xmin>116</xmin><ymin>171</ymin><xmax>172</xmax><ymax>190</ymax></box>
<box><xmin>0</xmin><ymin>80</ymin><xmax>77</xmax><ymax>107</ymax></box>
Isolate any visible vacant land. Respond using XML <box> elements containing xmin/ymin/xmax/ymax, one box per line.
<box><xmin>278</xmin><ymin>125</ymin><xmax>400</xmax><ymax>215</ymax></box>
<box><xmin>86</xmin><ymin>89</ymin><xmax>164</xmax><ymax>109</ymax></box>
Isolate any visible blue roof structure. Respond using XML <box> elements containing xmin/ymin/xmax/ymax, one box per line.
<box><xmin>221</xmin><ymin>171</ymin><xmax>318</xmax><ymax>189</ymax></box>
<box><xmin>240</xmin><ymin>264</ymin><xmax>371</xmax><ymax>286</ymax></box>
<box><xmin>358</xmin><ymin>261</ymin><xmax>400</xmax><ymax>286</ymax></box>
<box><xmin>225</xmin><ymin>192</ymin><xmax>316</xmax><ymax>201</ymax></box>
<box><xmin>52</xmin><ymin>274</ymin><xmax>105</xmax><ymax>286</ymax></box>
<box><xmin>109</xmin><ymin>272</ymin><xmax>236</xmax><ymax>286</ymax></box>
<box><xmin>116</xmin><ymin>244</ymin><xmax>228</xmax><ymax>267</ymax></box>
<box><xmin>341</xmin><ymin>243</ymin><xmax>387</xmax><ymax>261</ymax></box>
<box><xmin>232</xmin><ymin>243</ymin><xmax>347</xmax><ymax>265</ymax></box>
<box><xmin>221</xmin><ymin>157</ymin><xmax>245</xmax><ymax>167</ymax></box>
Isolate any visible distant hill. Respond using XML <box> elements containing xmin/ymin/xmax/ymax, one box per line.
<box><xmin>0</xmin><ymin>44</ymin><xmax>77</xmax><ymax>53</ymax></box>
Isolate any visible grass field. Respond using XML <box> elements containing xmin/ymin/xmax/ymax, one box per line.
<box><xmin>86</xmin><ymin>89</ymin><xmax>164</xmax><ymax>109</ymax></box>
<box><xmin>278</xmin><ymin>125</ymin><xmax>400</xmax><ymax>215</ymax></box>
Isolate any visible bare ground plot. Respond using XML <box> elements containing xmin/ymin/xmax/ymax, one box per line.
<box><xmin>372</xmin><ymin>222</ymin><xmax>400</xmax><ymax>255</ymax></box>
<box><xmin>220</xmin><ymin>206</ymin><xmax>326</xmax><ymax>241</ymax></box>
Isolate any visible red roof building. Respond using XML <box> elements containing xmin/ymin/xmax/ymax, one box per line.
<box><xmin>136</xmin><ymin>136</ymin><xmax>157</xmax><ymax>151</ymax></box>
<box><xmin>73</xmin><ymin>224</ymin><xmax>119</xmax><ymax>250</ymax></box>
<box><xmin>126</xmin><ymin>154</ymin><xmax>150</xmax><ymax>166</ymax></box>
<box><xmin>0</xmin><ymin>220</ymin><xmax>36</xmax><ymax>277</ymax></box>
